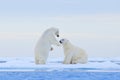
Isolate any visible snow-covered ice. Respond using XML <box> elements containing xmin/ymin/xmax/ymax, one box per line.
<box><xmin>0</xmin><ymin>57</ymin><xmax>120</xmax><ymax>80</ymax></box>
<box><xmin>0</xmin><ymin>57</ymin><xmax>120</xmax><ymax>72</ymax></box>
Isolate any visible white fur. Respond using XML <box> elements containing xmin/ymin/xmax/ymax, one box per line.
<box><xmin>60</xmin><ymin>39</ymin><xmax>88</xmax><ymax>64</ymax></box>
<box><xmin>34</xmin><ymin>27</ymin><xmax>60</xmax><ymax>64</ymax></box>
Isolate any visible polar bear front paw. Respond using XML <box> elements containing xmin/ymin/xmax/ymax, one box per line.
<box><xmin>35</xmin><ymin>59</ymin><xmax>46</xmax><ymax>65</ymax></box>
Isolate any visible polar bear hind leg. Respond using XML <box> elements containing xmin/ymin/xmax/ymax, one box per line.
<box><xmin>35</xmin><ymin>53</ymin><xmax>46</xmax><ymax>64</ymax></box>
<box><xmin>71</xmin><ymin>57</ymin><xmax>79</xmax><ymax>64</ymax></box>
<box><xmin>71</xmin><ymin>56</ymin><xmax>87</xmax><ymax>64</ymax></box>
<box><xmin>79</xmin><ymin>57</ymin><xmax>88</xmax><ymax>64</ymax></box>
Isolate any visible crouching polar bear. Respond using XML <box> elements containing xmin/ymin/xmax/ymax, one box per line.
<box><xmin>34</xmin><ymin>27</ymin><xmax>60</xmax><ymax>64</ymax></box>
<box><xmin>59</xmin><ymin>39</ymin><xmax>88</xmax><ymax>64</ymax></box>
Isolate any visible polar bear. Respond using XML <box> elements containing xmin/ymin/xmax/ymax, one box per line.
<box><xmin>59</xmin><ymin>39</ymin><xmax>88</xmax><ymax>64</ymax></box>
<box><xmin>34</xmin><ymin>27</ymin><xmax>60</xmax><ymax>64</ymax></box>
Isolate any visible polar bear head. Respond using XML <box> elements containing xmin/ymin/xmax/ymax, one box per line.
<box><xmin>44</xmin><ymin>27</ymin><xmax>60</xmax><ymax>46</ymax></box>
<box><xmin>59</xmin><ymin>38</ymin><xmax>69</xmax><ymax>45</ymax></box>
<box><xmin>46</xmin><ymin>27</ymin><xmax>59</xmax><ymax>37</ymax></box>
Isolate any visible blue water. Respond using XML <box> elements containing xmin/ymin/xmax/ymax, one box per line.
<box><xmin>0</xmin><ymin>71</ymin><xmax>120</xmax><ymax>80</ymax></box>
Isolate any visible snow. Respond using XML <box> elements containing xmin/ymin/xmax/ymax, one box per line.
<box><xmin>0</xmin><ymin>57</ymin><xmax>120</xmax><ymax>80</ymax></box>
<box><xmin>0</xmin><ymin>57</ymin><xmax>120</xmax><ymax>72</ymax></box>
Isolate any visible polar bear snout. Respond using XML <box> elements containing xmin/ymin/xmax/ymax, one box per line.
<box><xmin>59</xmin><ymin>39</ymin><xmax>68</xmax><ymax>44</ymax></box>
<box><xmin>59</xmin><ymin>39</ymin><xmax>65</xmax><ymax>44</ymax></box>
<box><xmin>59</xmin><ymin>40</ymin><xmax>62</xmax><ymax>44</ymax></box>
<box><xmin>57</xmin><ymin>35</ymin><xmax>59</xmax><ymax>37</ymax></box>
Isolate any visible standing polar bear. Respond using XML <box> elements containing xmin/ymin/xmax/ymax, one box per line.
<box><xmin>34</xmin><ymin>27</ymin><xmax>60</xmax><ymax>64</ymax></box>
<box><xmin>59</xmin><ymin>39</ymin><xmax>88</xmax><ymax>64</ymax></box>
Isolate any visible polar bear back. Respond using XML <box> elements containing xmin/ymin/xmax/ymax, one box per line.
<box><xmin>69</xmin><ymin>45</ymin><xmax>87</xmax><ymax>58</ymax></box>
<box><xmin>71</xmin><ymin>46</ymin><xmax>87</xmax><ymax>63</ymax></box>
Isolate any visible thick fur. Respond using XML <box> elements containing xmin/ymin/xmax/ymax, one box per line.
<box><xmin>60</xmin><ymin>39</ymin><xmax>88</xmax><ymax>64</ymax></box>
<box><xmin>34</xmin><ymin>27</ymin><xmax>60</xmax><ymax>64</ymax></box>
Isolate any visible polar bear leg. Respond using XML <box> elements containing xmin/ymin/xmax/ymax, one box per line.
<box><xmin>79</xmin><ymin>57</ymin><xmax>88</xmax><ymax>64</ymax></box>
<box><xmin>37</xmin><ymin>59</ymin><xmax>45</xmax><ymax>64</ymax></box>
<box><xmin>35</xmin><ymin>53</ymin><xmax>46</xmax><ymax>64</ymax></box>
<box><xmin>35</xmin><ymin>58</ymin><xmax>45</xmax><ymax>64</ymax></box>
<box><xmin>63</xmin><ymin>54</ymin><xmax>72</xmax><ymax>64</ymax></box>
<box><xmin>71</xmin><ymin>57</ymin><xmax>79</xmax><ymax>64</ymax></box>
<box><xmin>71</xmin><ymin>60</ymin><xmax>78</xmax><ymax>64</ymax></box>
<box><xmin>72</xmin><ymin>58</ymin><xmax>87</xmax><ymax>64</ymax></box>
<box><xmin>35</xmin><ymin>58</ymin><xmax>46</xmax><ymax>64</ymax></box>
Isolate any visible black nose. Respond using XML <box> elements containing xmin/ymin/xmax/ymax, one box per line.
<box><xmin>57</xmin><ymin>35</ymin><xmax>59</xmax><ymax>37</ymax></box>
<box><xmin>59</xmin><ymin>40</ymin><xmax>62</xmax><ymax>44</ymax></box>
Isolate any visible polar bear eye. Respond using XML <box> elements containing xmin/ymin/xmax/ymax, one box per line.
<box><xmin>55</xmin><ymin>31</ymin><xmax>59</xmax><ymax>37</ymax></box>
